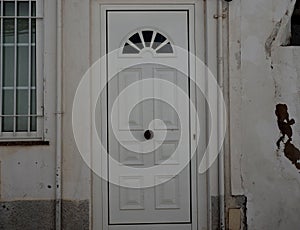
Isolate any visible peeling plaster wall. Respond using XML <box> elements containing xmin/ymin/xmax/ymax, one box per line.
<box><xmin>229</xmin><ymin>0</ymin><xmax>300</xmax><ymax>229</ymax></box>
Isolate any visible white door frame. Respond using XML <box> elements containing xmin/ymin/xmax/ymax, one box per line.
<box><xmin>90</xmin><ymin>1</ymin><xmax>214</xmax><ymax>230</ymax></box>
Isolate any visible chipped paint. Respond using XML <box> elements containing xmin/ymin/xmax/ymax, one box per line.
<box><xmin>283</xmin><ymin>141</ymin><xmax>300</xmax><ymax>169</ymax></box>
<box><xmin>275</xmin><ymin>104</ymin><xmax>295</xmax><ymax>148</ymax></box>
<box><xmin>225</xmin><ymin>195</ymin><xmax>247</xmax><ymax>230</ymax></box>
<box><xmin>275</xmin><ymin>103</ymin><xmax>300</xmax><ymax>170</ymax></box>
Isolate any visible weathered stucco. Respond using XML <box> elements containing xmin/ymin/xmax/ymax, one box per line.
<box><xmin>0</xmin><ymin>200</ymin><xmax>55</xmax><ymax>230</ymax></box>
<box><xmin>0</xmin><ymin>199</ymin><xmax>89</xmax><ymax>230</ymax></box>
<box><xmin>229</xmin><ymin>0</ymin><xmax>300</xmax><ymax>229</ymax></box>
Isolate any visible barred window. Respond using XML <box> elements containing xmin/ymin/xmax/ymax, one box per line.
<box><xmin>0</xmin><ymin>0</ymin><xmax>43</xmax><ymax>140</ymax></box>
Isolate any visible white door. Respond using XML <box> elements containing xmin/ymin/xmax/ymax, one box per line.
<box><xmin>105</xmin><ymin>7</ymin><xmax>196</xmax><ymax>230</ymax></box>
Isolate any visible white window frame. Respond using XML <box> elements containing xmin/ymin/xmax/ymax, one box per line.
<box><xmin>0</xmin><ymin>0</ymin><xmax>44</xmax><ymax>141</ymax></box>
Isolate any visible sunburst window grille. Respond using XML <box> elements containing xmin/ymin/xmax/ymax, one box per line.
<box><xmin>122</xmin><ymin>30</ymin><xmax>174</xmax><ymax>54</ymax></box>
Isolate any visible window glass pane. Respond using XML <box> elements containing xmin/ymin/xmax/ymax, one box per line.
<box><xmin>30</xmin><ymin>89</ymin><xmax>36</xmax><ymax>131</ymax></box>
<box><xmin>17</xmin><ymin>89</ymin><xmax>28</xmax><ymax>115</ymax></box>
<box><xmin>30</xmin><ymin>89</ymin><xmax>36</xmax><ymax>114</ymax></box>
<box><xmin>4</xmin><ymin>2</ymin><xmax>15</xmax><ymax>16</ymax></box>
<box><xmin>30</xmin><ymin>116</ymin><xmax>36</xmax><ymax>131</ymax></box>
<box><xmin>152</xmin><ymin>33</ymin><xmax>166</xmax><ymax>50</ymax></box>
<box><xmin>2</xmin><ymin>117</ymin><xmax>13</xmax><ymax>132</ymax></box>
<box><xmin>1</xmin><ymin>80</ymin><xmax>14</xmax><ymax>133</ymax></box>
<box><xmin>31</xmin><ymin>46</ymin><xmax>36</xmax><ymax>86</ymax></box>
<box><xmin>16</xmin><ymin>117</ymin><xmax>27</xmax><ymax>131</ymax></box>
<box><xmin>123</xmin><ymin>43</ymin><xmax>139</xmax><ymax>54</ymax></box>
<box><xmin>3</xmin><ymin>46</ymin><xmax>14</xmax><ymax>87</ymax></box>
<box><xmin>16</xmin><ymin>89</ymin><xmax>28</xmax><ymax>131</ymax></box>
<box><xmin>31</xmin><ymin>2</ymin><xmax>36</xmax><ymax>17</ymax></box>
<box><xmin>2</xmin><ymin>89</ymin><xmax>14</xmax><ymax>115</ymax></box>
<box><xmin>129</xmin><ymin>33</ymin><xmax>143</xmax><ymax>50</ymax></box>
<box><xmin>17</xmin><ymin>19</ymin><xmax>29</xmax><ymax>43</ymax></box>
<box><xmin>31</xmin><ymin>19</ymin><xmax>36</xmax><ymax>43</ymax></box>
<box><xmin>17</xmin><ymin>46</ymin><xmax>29</xmax><ymax>86</ymax></box>
<box><xmin>142</xmin><ymin>31</ymin><xmax>153</xmax><ymax>47</ymax></box>
<box><xmin>3</xmin><ymin>19</ymin><xmax>15</xmax><ymax>43</ymax></box>
<box><xmin>156</xmin><ymin>42</ymin><xmax>173</xmax><ymax>54</ymax></box>
<box><xmin>17</xmin><ymin>1</ymin><xmax>29</xmax><ymax>16</ymax></box>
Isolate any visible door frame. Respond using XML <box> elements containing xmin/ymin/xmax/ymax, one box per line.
<box><xmin>91</xmin><ymin>1</ymin><xmax>211</xmax><ymax>230</ymax></box>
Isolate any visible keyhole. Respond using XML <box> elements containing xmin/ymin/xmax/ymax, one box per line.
<box><xmin>144</xmin><ymin>130</ymin><xmax>154</xmax><ymax>140</ymax></box>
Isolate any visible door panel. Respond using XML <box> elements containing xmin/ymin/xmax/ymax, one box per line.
<box><xmin>154</xmin><ymin>68</ymin><xmax>180</xmax><ymax>130</ymax></box>
<box><xmin>117</xmin><ymin>69</ymin><xmax>143</xmax><ymax>131</ymax></box>
<box><xmin>106</xmin><ymin>9</ymin><xmax>193</xmax><ymax>228</ymax></box>
<box><xmin>155</xmin><ymin>175</ymin><xmax>180</xmax><ymax>209</ymax></box>
<box><xmin>119</xmin><ymin>176</ymin><xmax>145</xmax><ymax>210</ymax></box>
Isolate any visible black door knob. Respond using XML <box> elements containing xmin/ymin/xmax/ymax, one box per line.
<box><xmin>144</xmin><ymin>130</ymin><xmax>154</xmax><ymax>140</ymax></box>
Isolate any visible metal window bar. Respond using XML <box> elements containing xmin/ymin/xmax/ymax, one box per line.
<box><xmin>0</xmin><ymin>0</ymin><xmax>3</xmax><ymax>135</ymax></box>
<box><xmin>3</xmin><ymin>86</ymin><xmax>36</xmax><ymax>90</ymax></box>
<box><xmin>2</xmin><ymin>43</ymin><xmax>36</xmax><ymax>46</ymax></box>
<box><xmin>0</xmin><ymin>16</ymin><xmax>41</xmax><ymax>18</ymax></box>
<box><xmin>35</xmin><ymin>0</ymin><xmax>43</xmax><ymax>138</ymax></box>
<box><xmin>0</xmin><ymin>114</ymin><xmax>42</xmax><ymax>117</ymax></box>
<box><xmin>13</xmin><ymin>0</ymin><xmax>17</xmax><ymax>135</ymax></box>
<box><xmin>2</xmin><ymin>86</ymin><xmax>36</xmax><ymax>90</ymax></box>
<box><xmin>27</xmin><ymin>0</ymin><xmax>31</xmax><ymax>133</ymax></box>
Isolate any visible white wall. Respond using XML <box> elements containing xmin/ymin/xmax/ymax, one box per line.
<box><xmin>229</xmin><ymin>0</ymin><xmax>300</xmax><ymax>228</ymax></box>
<box><xmin>0</xmin><ymin>0</ymin><xmax>57</xmax><ymax>201</ymax></box>
<box><xmin>62</xmin><ymin>0</ymin><xmax>91</xmax><ymax>201</ymax></box>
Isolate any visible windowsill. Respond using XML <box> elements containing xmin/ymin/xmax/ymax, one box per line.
<box><xmin>0</xmin><ymin>140</ymin><xmax>50</xmax><ymax>146</ymax></box>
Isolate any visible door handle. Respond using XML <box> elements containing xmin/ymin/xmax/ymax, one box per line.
<box><xmin>144</xmin><ymin>130</ymin><xmax>154</xmax><ymax>140</ymax></box>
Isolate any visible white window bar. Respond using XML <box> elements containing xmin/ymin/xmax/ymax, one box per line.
<box><xmin>2</xmin><ymin>43</ymin><xmax>36</xmax><ymax>46</ymax></box>
<box><xmin>13</xmin><ymin>0</ymin><xmax>17</xmax><ymax>135</ymax></box>
<box><xmin>27</xmin><ymin>0</ymin><xmax>31</xmax><ymax>133</ymax></box>
<box><xmin>2</xmin><ymin>86</ymin><xmax>36</xmax><ymax>90</ymax></box>
<box><xmin>0</xmin><ymin>114</ymin><xmax>42</xmax><ymax>117</ymax></box>
<box><xmin>35</xmin><ymin>0</ymin><xmax>43</xmax><ymax>139</ymax></box>
<box><xmin>0</xmin><ymin>0</ymin><xmax>3</xmax><ymax>135</ymax></box>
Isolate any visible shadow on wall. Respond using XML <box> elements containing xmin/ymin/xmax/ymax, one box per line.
<box><xmin>275</xmin><ymin>104</ymin><xmax>300</xmax><ymax>170</ymax></box>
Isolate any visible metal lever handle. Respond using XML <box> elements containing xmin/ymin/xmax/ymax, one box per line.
<box><xmin>144</xmin><ymin>130</ymin><xmax>154</xmax><ymax>140</ymax></box>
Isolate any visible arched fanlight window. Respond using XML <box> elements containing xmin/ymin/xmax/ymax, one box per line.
<box><xmin>122</xmin><ymin>29</ymin><xmax>174</xmax><ymax>54</ymax></box>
